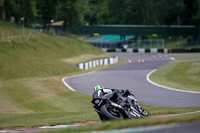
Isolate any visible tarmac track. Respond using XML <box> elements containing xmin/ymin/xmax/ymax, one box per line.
<box><xmin>64</xmin><ymin>53</ymin><xmax>200</xmax><ymax>107</ymax></box>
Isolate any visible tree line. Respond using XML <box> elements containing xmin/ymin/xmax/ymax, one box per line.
<box><xmin>0</xmin><ymin>0</ymin><xmax>200</xmax><ymax>32</ymax></box>
<box><xmin>88</xmin><ymin>0</ymin><xmax>200</xmax><ymax>26</ymax></box>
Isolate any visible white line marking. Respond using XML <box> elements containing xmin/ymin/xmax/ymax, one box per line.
<box><xmin>169</xmin><ymin>57</ymin><xmax>175</xmax><ymax>60</ymax></box>
<box><xmin>62</xmin><ymin>77</ymin><xmax>76</xmax><ymax>92</ymax></box>
<box><xmin>62</xmin><ymin>71</ymin><xmax>96</xmax><ymax>92</ymax></box>
<box><xmin>146</xmin><ymin>69</ymin><xmax>200</xmax><ymax>94</ymax></box>
<box><xmin>40</xmin><ymin>124</ymin><xmax>82</xmax><ymax>129</ymax></box>
<box><xmin>159</xmin><ymin>111</ymin><xmax>200</xmax><ymax>118</ymax></box>
<box><xmin>128</xmin><ymin>59</ymin><xmax>132</xmax><ymax>63</ymax></box>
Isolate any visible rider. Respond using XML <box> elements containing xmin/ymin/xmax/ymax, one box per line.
<box><xmin>93</xmin><ymin>85</ymin><xmax>147</xmax><ymax>117</ymax></box>
<box><xmin>93</xmin><ymin>85</ymin><xmax>130</xmax><ymax>107</ymax></box>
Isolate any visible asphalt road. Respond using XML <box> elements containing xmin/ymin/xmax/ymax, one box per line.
<box><xmin>139</xmin><ymin>121</ymin><xmax>200</xmax><ymax>133</ymax></box>
<box><xmin>64</xmin><ymin>53</ymin><xmax>200</xmax><ymax>107</ymax></box>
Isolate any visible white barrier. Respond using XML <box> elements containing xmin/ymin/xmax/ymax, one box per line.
<box><xmin>138</xmin><ymin>48</ymin><xmax>145</xmax><ymax>53</ymax></box>
<box><xmin>89</xmin><ymin>61</ymin><xmax>92</xmax><ymax>68</ymax></box>
<box><xmin>150</xmin><ymin>48</ymin><xmax>157</xmax><ymax>53</ymax></box>
<box><xmin>85</xmin><ymin>62</ymin><xmax>88</xmax><ymax>70</ymax></box>
<box><xmin>104</xmin><ymin>59</ymin><xmax>108</xmax><ymax>65</ymax></box>
<box><xmin>79</xmin><ymin>63</ymin><xmax>84</xmax><ymax>70</ymax></box>
<box><xmin>100</xmin><ymin>59</ymin><xmax>103</xmax><ymax>65</ymax></box>
<box><xmin>77</xmin><ymin>56</ymin><xmax>119</xmax><ymax>70</ymax></box>
<box><xmin>109</xmin><ymin>58</ymin><xmax>114</xmax><ymax>64</ymax></box>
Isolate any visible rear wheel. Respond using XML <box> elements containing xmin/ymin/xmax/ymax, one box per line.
<box><xmin>100</xmin><ymin>104</ymin><xmax>124</xmax><ymax>121</ymax></box>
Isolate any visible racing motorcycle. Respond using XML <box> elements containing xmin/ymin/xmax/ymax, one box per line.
<box><xmin>91</xmin><ymin>89</ymin><xmax>150</xmax><ymax>121</ymax></box>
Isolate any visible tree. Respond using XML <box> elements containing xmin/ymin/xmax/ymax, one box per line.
<box><xmin>0</xmin><ymin>0</ymin><xmax>5</xmax><ymax>19</ymax></box>
<box><xmin>154</xmin><ymin>0</ymin><xmax>185</xmax><ymax>25</ymax></box>
<box><xmin>122</xmin><ymin>0</ymin><xmax>158</xmax><ymax>25</ymax></box>
<box><xmin>84</xmin><ymin>0</ymin><xmax>99</xmax><ymax>25</ymax></box>
<box><xmin>0</xmin><ymin>0</ymin><xmax>36</xmax><ymax>26</ymax></box>
<box><xmin>59</xmin><ymin>0</ymin><xmax>87</xmax><ymax>32</ymax></box>
<box><xmin>106</xmin><ymin>0</ymin><xmax>125</xmax><ymax>24</ymax></box>
<box><xmin>192</xmin><ymin>0</ymin><xmax>200</xmax><ymax>26</ymax></box>
<box><xmin>15</xmin><ymin>0</ymin><xmax>36</xmax><ymax>26</ymax></box>
<box><xmin>36</xmin><ymin>0</ymin><xmax>58</xmax><ymax>32</ymax></box>
<box><xmin>96</xmin><ymin>0</ymin><xmax>109</xmax><ymax>24</ymax></box>
<box><xmin>181</xmin><ymin>0</ymin><xmax>198</xmax><ymax>25</ymax></box>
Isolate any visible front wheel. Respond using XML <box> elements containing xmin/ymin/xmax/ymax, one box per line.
<box><xmin>100</xmin><ymin>104</ymin><xmax>124</xmax><ymax>121</ymax></box>
<box><xmin>139</xmin><ymin>106</ymin><xmax>150</xmax><ymax>117</ymax></box>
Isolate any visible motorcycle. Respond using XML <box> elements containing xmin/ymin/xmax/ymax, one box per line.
<box><xmin>91</xmin><ymin>89</ymin><xmax>150</xmax><ymax>121</ymax></box>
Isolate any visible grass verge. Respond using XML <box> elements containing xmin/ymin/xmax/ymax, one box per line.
<box><xmin>41</xmin><ymin>113</ymin><xmax>200</xmax><ymax>133</ymax></box>
<box><xmin>150</xmin><ymin>56</ymin><xmax>200</xmax><ymax>92</ymax></box>
<box><xmin>0</xmin><ymin>58</ymin><xmax>127</xmax><ymax>129</ymax></box>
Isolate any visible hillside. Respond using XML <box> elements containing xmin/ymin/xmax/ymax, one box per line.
<box><xmin>0</xmin><ymin>20</ymin><xmax>103</xmax><ymax>80</ymax></box>
<box><xmin>0</xmin><ymin>21</ymin><xmax>108</xmax><ymax>128</ymax></box>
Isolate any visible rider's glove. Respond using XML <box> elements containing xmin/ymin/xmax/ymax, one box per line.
<box><xmin>124</xmin><ymin>89</ymin><xmax>130</xmax><ymax>96</ymax></box>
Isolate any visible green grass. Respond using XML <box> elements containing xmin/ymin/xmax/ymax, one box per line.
<box><xmin>0</xmin><ymin>20</ymin><xmax>39</xmax><ymax>39</ymax></box>
<box><xmin>0</xmin><ymin>58</ymin><xmax>128</xmax><ymax>129</ymax></box>
<box><xmin>150</xmin><ymin>56</ymin><xmax>200</xmax><ymax>92</ymax></box>
<box><xmin>41</xmin><ymin>113</ymin><xmax>200</xmax><ymax>133</ymax></box>
<box><xmin>0</xmin><ymin>76</ymin><xmax>199</xmax><ymax>129</ymax></box>
<box><xmin>61</xmin><ymin>53</ymin><xmax>114</xmax><ymax>64</ymax></box>
<box><xmin>0</xmin><ymin>27</ymin><xmax>103</xmax><ymax>80</ymax></box>
<box><xmin>0</xmin><ymin>20</ymin><xmax>129</xmax><ymax>129</ymax></box>
<box><xmin>0</xmin><ymin>69</ymin><xmax>99</xmax><ymax>129</ymax></box>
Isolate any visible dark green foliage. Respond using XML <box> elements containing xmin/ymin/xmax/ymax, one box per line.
<box><xmin>0</xmin><ymin>0</ymin><xmax>36</xmax><ymax>26</ymax></box>
<box><xmin>58</xmin><ymin>0</ymin><xmax>87</xmax><ymax>31</ymax></box>
<box><xmin>93</xmin><ymin>0</ymin><xmax>200</xmax><ymax>26</ymax></box>
<box><xmin>36</xmin><ymin>0</ymin><xmax>58</xmax><ymax>31</ymax></box>
<box><xmin>0</xmin><ymin>0</ymin><xmax>200</xmax><ymax>30</ymax></box>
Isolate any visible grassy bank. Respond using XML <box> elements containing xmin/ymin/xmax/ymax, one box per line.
<box><xmin>41</xmin><ymin>113</ymin><xmax>200</xmax><ymax>133</ymax></box>
<box><xmin>150</xmin><ymin>56</ymin><xmax>200</xmax><ymax>92</ymax></box>
<box><xmin>0</xmin><ymin>34</ymin><xmax>103</xmax><ymax>80</ymax></box>
<box><xmin>0</xmin><ymin>20</ymin><xmax>128</xmax><ymax>129</ymax></box>
<box><xmin>0</xmin><ymin>76</ymin><xmax>99</xmax><ymax>129</ymax></box>
<box><xmin>0</xmin><ymin>60</ymin><xmax>129</xmax><ymax>129</ymax></box>
<box><xmin>0</xmin><ymin>21</ymin><xmax>104</xmax><ymax>128</ymax></box>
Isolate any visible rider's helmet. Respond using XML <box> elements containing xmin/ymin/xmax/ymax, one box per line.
<box><xmin>94</xmin><ymin>85</ymin><xmax>104</xmax><ymax>91</ymax></box>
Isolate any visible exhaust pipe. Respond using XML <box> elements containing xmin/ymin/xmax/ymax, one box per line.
<box><xmin>110</xmin><ymin>101</ymin><xmax>124</xmax><ymax>110</ymax></box>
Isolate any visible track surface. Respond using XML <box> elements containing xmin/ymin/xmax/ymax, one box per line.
<box><xmin>64</xmin><ymin>53</ymin><xmax>200</xmax><ymax>107</ymax></box>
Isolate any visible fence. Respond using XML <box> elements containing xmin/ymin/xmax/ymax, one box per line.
<box><xmin>0</xmin><ymin>30</ymin><xmax>40</xmax><ymax>42</ymax></box>
<box><xmin>0</xmin><ymin>34</ymin><xmax>30</xmax><ymax>41</ymax></box>
<box><xmin>131</xmin><ymin>39</ymin><xmax>165</xmax><ymax>49</ymax></box>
